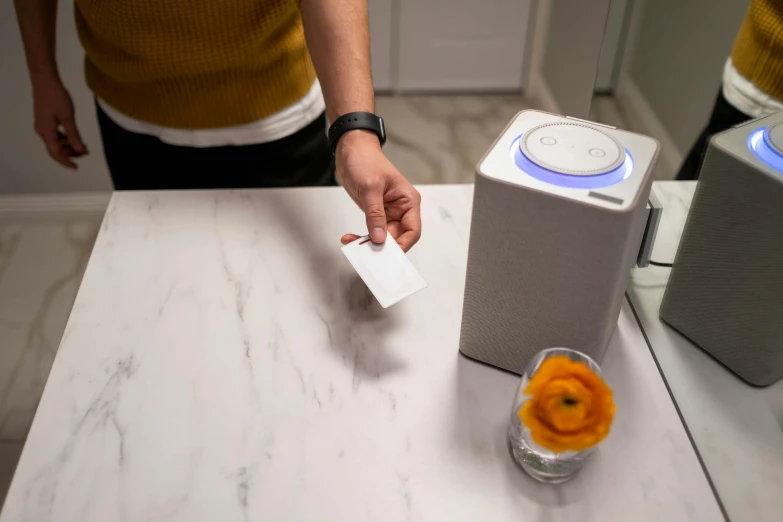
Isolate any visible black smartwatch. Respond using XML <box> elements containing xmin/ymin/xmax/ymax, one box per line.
<box><xmin>328</xmin><ymin>112</ymin><xmax>386</xmax><ymax>153</ymax></box>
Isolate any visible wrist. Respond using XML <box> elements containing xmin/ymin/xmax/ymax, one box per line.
<box><xmin>335</xmin><ymin>129</ymin><xmax>381</xmax><ymax>158</ymax></box>
<box><xmin>31</xmin><ymin>71</ymin><xmax>63</xmax><ymax>94</ymax></box>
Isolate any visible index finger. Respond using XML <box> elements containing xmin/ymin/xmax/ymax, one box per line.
<box><xmin>341</xmin><ymin>233</ymin><xmax>362</xmax><ymax>245</ymax></box>
<box><xmin>395</xmin><ymin>207</ymin><xmax>422</xmax><ymax>252</ymax></box>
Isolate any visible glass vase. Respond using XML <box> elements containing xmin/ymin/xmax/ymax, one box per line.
<box><xmin>508</xmin><ymin>347</ymin><xmax>602</xmax><ymax>483</ymax></box>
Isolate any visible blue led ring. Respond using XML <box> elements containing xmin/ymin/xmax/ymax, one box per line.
<box><xmin>749</xmin><ymin>127</ymin><xmax>783</xmax><ymax>172</ymax></box>
<box><xmin>510</xmin><ymin>136</ymin><xmax>634</xmax><ymax>189</ymax></box>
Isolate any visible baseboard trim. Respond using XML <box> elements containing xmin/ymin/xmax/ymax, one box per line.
<box><xmin>616</xmin><ymin>79</ymin><xmax>682</xmax><ymax>179</ymax></box>
<box><xmin>0</xmin><ymin>192</ymin><xmax>111</xmax><ymax>222</ymax></box>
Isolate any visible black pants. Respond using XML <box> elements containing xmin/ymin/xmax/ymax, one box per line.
<box><xmin>96</xmin><ymin>104</ymin><xmax>336</xmax><ymax>190</ymax></box>
<box><xmin>677</xmin><ymin>88</ymin><xmax>752</xmax><ymax>180</ymax></box>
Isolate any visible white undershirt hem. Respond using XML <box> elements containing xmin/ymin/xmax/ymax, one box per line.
<box><xmin>722</xmin><ymin>59</ymin><xmax>783</xmax><ymax>118</ymax></box>
<box><xmin>97</xmin><ymin>79</ymin><xmax>326</xmax><ymax>148</ymax></box>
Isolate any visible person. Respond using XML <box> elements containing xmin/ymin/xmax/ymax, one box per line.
<box><xmin>678</xmin><ymin>0</ymin><xmax>783</xmax><ymax>180</ymax></box>
<box><xmin>13</xmin><ymin>0</ymin><xmax>421</xmax><ymax>251</ymax></box>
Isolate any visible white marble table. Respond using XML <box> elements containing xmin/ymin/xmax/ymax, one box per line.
<box><xmin>628</xmin><ymin>181</ymin><xmax>783</xmax><ymax>522</ymax></box>
<box><xmin>0</xmin><ymin>185</ymin><xmax>721</xmax><ymax>521</ymax></box>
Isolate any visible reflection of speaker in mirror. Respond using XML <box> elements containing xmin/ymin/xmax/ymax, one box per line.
<box><xmin>661</xmin><ymin>108</ymin><xmax>783</xmax><ymax>386</ymax></box>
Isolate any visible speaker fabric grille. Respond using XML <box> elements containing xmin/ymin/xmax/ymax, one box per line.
<box><xmin>661</xmin><ymin>145</ymin><xmax>783</xmax><ymax>386</ymax></box>
<box><xmin>459</xmin><ymin>173</ymin><xmax>651</xmax><ymax>374</ymax></box>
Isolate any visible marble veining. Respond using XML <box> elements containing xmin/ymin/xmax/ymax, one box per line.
<box><xmin>629</xmin><ymin>181</ymin><xmax>783</xmax><ymax>522</ymax></box>
<box><xmin>0</xmin><ymin>227</ymin><xmax>23</xmax><ymax>285</ymax></box>
<box><xmin>0</xmin><ymin>186</ymin><xmax>722</xmax><ymax>521</ymax></box>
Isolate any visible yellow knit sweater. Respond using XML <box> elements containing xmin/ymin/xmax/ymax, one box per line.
<box><xmin>731</xmin><ymin>0</ymin><xmax>783</xmax><ymax>101</ymax></box>
<box><xmin>75</xmin><ymin>0</ymin><xmax>317</xmax><ymax>129</ymax></box>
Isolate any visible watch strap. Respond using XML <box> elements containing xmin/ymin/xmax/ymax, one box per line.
<box><xmin>328</xmin><ymin>112</ymin><xmax>386</xmax><ymax>153</ymax></box>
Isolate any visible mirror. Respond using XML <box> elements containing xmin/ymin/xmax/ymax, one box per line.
<box><xmin>598</xmin><ymin>3</ymin><xmax>783</xmax><ymax>522</ymax></box>
<box><xmin>589</xmin><ymin>0</ymin><xmax>750</xmax><ymax>180</ymax></box>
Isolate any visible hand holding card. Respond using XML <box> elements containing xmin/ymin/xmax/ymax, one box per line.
<box><xmin>341</xmin><ymin>234</ymin><xmax>427</xmax><ymax>308</ymax></box>
<box><xmin>335</xmin><ymin>141</ymin><xmax>423</xmax><ymax>254</ymax></box>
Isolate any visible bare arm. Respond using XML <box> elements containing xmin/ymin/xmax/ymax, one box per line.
<box><xmin>14</xmin><ymin>0</ymin><xmax>87</xmax><ymax>168</ymax></box>
<box><xmin>299</xmin><ymin>0</ymin><xmax>374</xmax><ymax>121</ymax></box>
<box><xmin>14</xmin><ymin>0</ymin><xmax>60</xmax><ymax>85</ymax></box>
<box><xmin>300</xmin><ymin>0</ymin><xmax>422</xmax><ymax>251</ymax></box>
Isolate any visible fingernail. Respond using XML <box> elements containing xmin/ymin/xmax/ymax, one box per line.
<box><xmin>371</xmin><ymin>227</ymin><xmax>385</xmax><ymax>242</ymax></box>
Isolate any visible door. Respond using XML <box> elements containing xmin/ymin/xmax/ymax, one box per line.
<box><xmin>397</xmin><ymin>0</ymin><xmax>533</xmax><ymax>91</ymax></box>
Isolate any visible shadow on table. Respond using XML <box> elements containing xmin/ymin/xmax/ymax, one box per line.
<box><xmin>261</xmin><ymin>192</ymin><xmax>407</xmax><ymax>383</ymax></box>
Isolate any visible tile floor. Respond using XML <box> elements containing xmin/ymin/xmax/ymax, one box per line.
<box><xmin>378</xmin><ymin>94</ymin><xmax>537</xmax><ymax>184</ymax></box>
<box><xmin>0</xmin><ymin>219</ymin><xmax>101</xmax><ymax>505</ymax></box>
<box><xmin>379</xmin><ymin>93</ymin><xmax>671</xmax><ymax>182</ymax></box>
<box><xmin>0</xmin><ymin>93</ymin><xmax>644</xmax><ymax>508</ymax></box>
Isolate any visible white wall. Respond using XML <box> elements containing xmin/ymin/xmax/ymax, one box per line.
<box><xmin>0</xmin><ymin>0</ymin><xmax>112</xmax><ymax>195</ymax></box>
<box><xmin>628</xmin><ymin>0</ymin><xmax>746</xmax><ymax>152</ymax></box>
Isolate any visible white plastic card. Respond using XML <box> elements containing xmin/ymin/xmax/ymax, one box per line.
<box><xmin>341</xmin><ymin>234</ymin><xmax>427</xmax><ymax>308</ymax></box>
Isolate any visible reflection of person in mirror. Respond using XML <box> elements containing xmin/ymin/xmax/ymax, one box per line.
<box><xmin>12</xmin><ymin>0</ymin><xmax>422</xmax><ymax>252</ymax></box>
<box><xmin>678</xmin><ymin>0</ymin><xmax>783</xmax><ymax>180</ymax></box>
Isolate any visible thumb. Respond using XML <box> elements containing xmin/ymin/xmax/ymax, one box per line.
<box><xmin>61</xmin><ymin>114</ymin><xmax>86</xmax><ymax>153</ymax></box>
<box><xmin>360</xmin><ymin>180</ymin><xmax>387</xmax><ymax>243</ymax></box>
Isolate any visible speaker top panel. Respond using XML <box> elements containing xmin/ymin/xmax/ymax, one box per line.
<box><xmin>521</xmin><ymin>122</ymin><xmax>625</xmax><ymax>175</ymax></box>
<box><xmin>763</xmin><ymin>121</ymin><xmax>783</xmax><ymax>155</ymax></box>
<box><xmin>477</xmin><ymin>110</ymin><xmax>660</xmax><ymax>211</ymax></box>
<box><xmin>721</xmin><ymin>113</ymin><xmax>783</xmax><ymax>184</ymax></box>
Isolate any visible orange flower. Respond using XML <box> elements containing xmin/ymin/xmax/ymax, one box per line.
<box><xmin>518</xmin><ymin>355</ymin><xmax>616</xmax><ymax>453</ymax></box>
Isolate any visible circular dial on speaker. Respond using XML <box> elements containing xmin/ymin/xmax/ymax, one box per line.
<box><xmin>520</xmin><ymin>122</ymin><xmax>625</xmax><ymax>176</ymax></box>
<box><xmin>764</xmin><ymin>122</ymin><xmax>783</xmax><ymax>156</ymax></box>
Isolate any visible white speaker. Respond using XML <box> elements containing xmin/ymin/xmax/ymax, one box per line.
<box><xmin>459</xmin><ymin>110</ymin><xmax>659</xmax><ymax>374</ymax></box>
<box><xmin>661</xmin><ymin>112</ymin><xmax>783</xmax><ymax>386</ymax></box>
